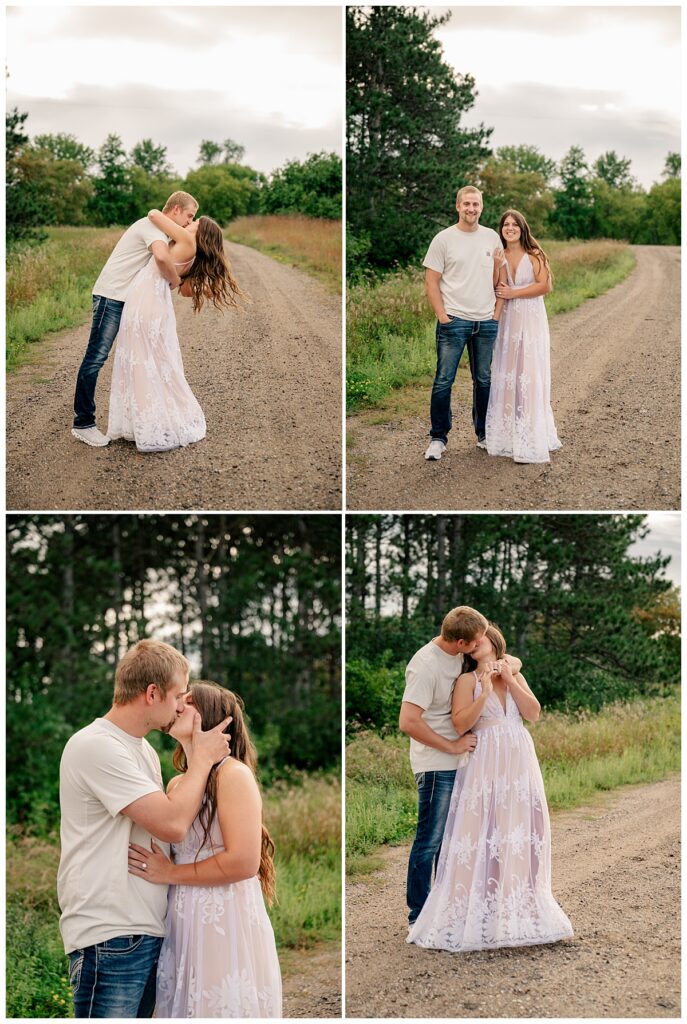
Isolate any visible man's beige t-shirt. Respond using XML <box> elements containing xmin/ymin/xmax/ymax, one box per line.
<box><xmin>402</xmin><ymin>639</ymin><xmax>468</xmax><ymax>773</ymax></box>
<box><xmin>423</xmin><ymin>223</ymin><xmax>502</xmax><ymax>321</ymax></box>
<box><xmin>92</xmin><ymin>217</ymin><xmax>168</xmax><ymax>301</ymax></box>
<box><xmin>58</xmin><ymin>718</ymin><xmax>170</xmax><ymax>954</ymax></box>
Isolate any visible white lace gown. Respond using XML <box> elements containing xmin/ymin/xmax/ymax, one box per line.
<box><xmin>485</xmin><ymin>254</ymin><xmax>561</xmax><ymax>463</ymax></box>
<box><xmin>156</xmin><ymin>807</ymin><xmax>282</xmax><ymax>1018</ymax></box>
<box><xmin>407</xmin><ymin>673</ymin><xmax>573</xmax><ymax>952</ymax></box>
<box><xmin>107</xmin><ymin>256</ymin><xmax>206</xmax><ymax>452</ymax></box>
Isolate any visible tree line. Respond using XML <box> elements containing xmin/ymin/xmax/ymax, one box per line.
<box><xmin>346</xmin><ymin>514</ymin><xmax>679</xmax><ymax>731</ymax></box>
<box><xmin>7</xmin><ymin>514</ymin><xmax>341</xmax><ymax>831</ymax></box>
<box><xmin>6</xmin><ymin>109</ymin><xmax>342</xmax><ymax>246</ymax></box>
<box><xmin>347</xmin><ymin>6</ymin><xmax>681</xmax><ymax>273</ymax></box>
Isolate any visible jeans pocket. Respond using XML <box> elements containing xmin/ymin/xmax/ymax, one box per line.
<box><xmin>100</xmin><ymin>934</ymin><xmax>144</xmax><ymax>955</ymax></box>
<box><xmin>414</xmin><ymin>772</ymin><xmax>425</xmax><ymax>788</ymax></box>
<box><xmin>68</xmin><ymin>950</ymin><xmax>84</xmax><ymax>995</ymax></box>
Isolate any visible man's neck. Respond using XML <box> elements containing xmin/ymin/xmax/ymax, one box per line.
<box><xmin>455</xmin><ymin>220</ymin><xmax>479</xmax><ymax>234</ymax></box>
<box><xmin>433</xmin><ymin>635</ymin><xmax>461</xmax><ymax>656</ymax></box>
<box><xmin>103</xmin><ymin>703</ymin><xmax>149</xmax><ymax>739</ymax></box>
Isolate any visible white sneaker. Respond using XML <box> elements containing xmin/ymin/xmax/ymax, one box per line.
<box><xmin>476</xmin><ymin>437</ymin><xmax>487</xmax><ymax>450</ymax></box>
<box><xmin>424</xmin><ymin>439</ymin><xmax>446</xmax><ymax>460</ymax></box>
<box><xmin>71</xmin><ymin>426</ymin><xmax>110</xmax><ymax>447</ymax></box>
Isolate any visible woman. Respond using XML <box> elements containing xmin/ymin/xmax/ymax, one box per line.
<box><xmin>407</xmin><ymin>624</ymin><xmax>573</xmax><ymax>952</ymax></box>
<box><xmin>107</xmin><ymin>210</ymin><xmax>243</xmax><ymax>452</ymax></box>
<box><xmin>128</xmin><ymin>682</ymin><xmax>282</xmax><ymax>1018</ymax></box>
<box><xmin>485</xmin><ymin>209</ymin><xmax>562</xmax><ymax>463</ymax></box>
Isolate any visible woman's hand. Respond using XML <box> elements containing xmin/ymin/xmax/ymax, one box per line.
<box><xmin>128</xmin><ymin>840</ymin><xmax>174</xmax><ymax>885</ymax></box>
<box><xmin>496</xmin><ymin>659</ymin><xmax>515</xmax><ymax>687</ymax></box>
<box><xmin>495</xmin><ymin>284</ymin><xmax>517</xmax><ymax>300</ymax></box>
<box><xmin>478</xmin><ymin>665</ymin><xmax>496</xmax><ymax>697</ymax></box>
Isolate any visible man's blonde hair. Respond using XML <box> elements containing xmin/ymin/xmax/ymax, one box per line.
<box><xmin>114</xmin><ymin>639</ymin><xmax>189</xmax><ymax>705</ymax></box>
<box><xmin>163</xmin><ymin>190</ymin><xmax>198</xmax><ymax>213</ymax></box>
<box><xmin>456</xmin><ymin>185</ymin><xmax>483</xmax><ymax>205</ymax></box>
<box><xmin>441</xmin><ymin>605</ymin><xmax>488</xmax><ymax>642</ymax></box>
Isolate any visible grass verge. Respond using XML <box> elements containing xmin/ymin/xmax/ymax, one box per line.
<box><xmin>6</xmin><ymin>771</ymin><xmax>341</xmax><ymax>1018</ymax></box>
<box><xmin>6</xmin><ymin>228</ymin><xmax>123</xmax><ymax>372</ymax></box>
<box><xmin>347</xmin><ymin>239</ymin><xmax>635</xmax><ymax>411</ymax></box>
<box><xmin>346</xmin><ymin>693</ymin><xmax>679</xmax><ymax>875</ymax></box>
<box><xmin>226</xmin><ymin>214</ymin><xmax>342</xmax><ymax>293</ymax></box>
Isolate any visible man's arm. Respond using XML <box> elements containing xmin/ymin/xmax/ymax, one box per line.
<box><xmin>150</xmin><ymin>239</ymin><xmax>181</xmax><ymax>289</ymax></box>
<box><xmin>121</xmin><ymin>713</ymin><xmax>231</xmax><ymax>843</ymax></box>
<box><xmin>425</xmin><ymin>268</ymin><xmax>451</xmax><ymax>324</ymax></box>
<box><xmin>399</xmin><ymin>701</ymin><xmax>476</xmax><ymax>755</ymax></box>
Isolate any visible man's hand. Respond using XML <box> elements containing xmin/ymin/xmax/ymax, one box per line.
<box><xmin>438</xmin><ymin>313</ymin><xmax>452</xmax><ymax>324</ymax></box>
<box><xmin>452</xmin><ymin>732</ymin><xmax>477</xmax><ymax>755</ymax></box>
<box><xmin>189</xmin><ymin>713</ymin><xmax>232</xmax><ymax>767</ymax></box>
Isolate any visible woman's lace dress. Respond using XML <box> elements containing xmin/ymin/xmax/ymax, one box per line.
<box><xmin>156</xmin><ymin>787</ymin><xmax>282</xmax><ymax>1018</ymax></box>
<box><xmin>107</xmin><ymin>256</ymin><xmax>206</xmax><ymax>452</ymax></box>
<box><xmin>407</xmin><ymin>673</ymin><xmax>573</xmax><ymax>952</ymax></box>
<box><xmin>485</xmin><ymin>254</ymin><xmax>561</xmax><ymax>463</ymax></box>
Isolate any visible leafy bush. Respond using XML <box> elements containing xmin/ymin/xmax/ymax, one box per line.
<box><xmin>261</xmin><ymin>152</ymin><xmax>341</xmax><ymax>220</ymax></box>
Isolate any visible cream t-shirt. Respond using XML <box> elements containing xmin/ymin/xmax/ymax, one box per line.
<box><xmin>423</xmin><ymin>223</ymin><xmax>502</xmax><ymax>321</ymax></box>
<box><xmin>58</xmin><ymin>718</ymin><xmax>171</xmax><ymax>954</ymax></box>
<box><xmin>402</xmin><ymin>639</ymin><xmax>468</xmax><ymax>773</ymax></box>
<box><xmin>92</xmin><ymin>217</ymin><xmax>168</xmax><ymax>301</ymax></box>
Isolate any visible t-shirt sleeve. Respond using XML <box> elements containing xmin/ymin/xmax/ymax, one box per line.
<box><xmin>80</xmin><ymin>734</ymin><xmax>162</xmax><ymax>817</ymax></box>
<box><xmin>139</xmin><ymin>219</ymin><xmax>168</xmax><ymax>251</ymax></box>
<box><xmin>422</xmin><ymin>233</ymin><xmax>445</xmax><ymax>273</ymax></box>
<box><xmin>402</xmin><ymin>660</ymin><xmax>435</xmax><ymax>710</ymax></box>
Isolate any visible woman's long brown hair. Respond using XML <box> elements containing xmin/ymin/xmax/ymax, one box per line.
<box><xmin>172</xmin><ymin>681</ymin><xmax>276</xmax><ymax>905</ymax></box>
<box><xmin>180</xmin><ymin>216</ymin><xmax>246</xmax><ymax>314</ymax></box>
<box><xmin>498</xmin><ymin>208</ymin><xmax>553</xmax><ymax>284</ymax></box>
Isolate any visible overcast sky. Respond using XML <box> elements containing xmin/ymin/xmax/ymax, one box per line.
<box><xmin>433</xmin><ymin>6</ymin><xmax>680</xmax><ymax>189</ymax></box>
<box><xmin>6</xmin><ymin>6</ymin><xmax>342</xmax><ymax>176</ymax></box>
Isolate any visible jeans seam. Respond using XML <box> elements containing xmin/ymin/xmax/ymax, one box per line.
<box><xmin>93</xmin><ymin>297</ymin><xmax>107</xmax><ymax>333</ymax></box>
<box><xmin>89</xmin><ymin>947</ymin><xmax>99</xmax><ymax>1018</ymax></box>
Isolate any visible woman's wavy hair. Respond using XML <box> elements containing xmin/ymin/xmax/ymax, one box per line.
<box><xmin>180</xmin><ymin>216</ymin><xmax>246</xmax><ymax>314</ymax></box>
<box><xmin>462</xmin><ymin>622</ymin><xmax>507</xmax><ymax>674</ymax></box>
<box><xmin>172</xmin><ymin>681</ymin><xmax>276</xmax><ymax>905</ymax></box>
<box><xmin>498</xmin><ymin>209</ymin><xmax>553</xmax><ymax>284</ymax></box>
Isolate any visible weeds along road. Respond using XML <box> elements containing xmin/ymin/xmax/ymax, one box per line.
<box><xmin>7</xmin><ymin>242</ymin><xmax>341</xmax><ymax>511</ymax></box>
<box><xmin>347</xmin><ymin>245</ymin><xmax>680</xmax><ymax>511</ymax></box>
<box><xmin>345</xmin><ymin>775</ymin><xmax>680</xmax><ymax>1019</ymax></box>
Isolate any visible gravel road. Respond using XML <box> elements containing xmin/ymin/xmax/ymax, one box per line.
<box><xmin>345</xmin><ymin>776</ymin><xmax>680</xmax><ymax>1018</ymax></box>
<box><xmin>283</xmin><ymin>943</ymin><xmax>342</xmax><ymax>1017</ymax></box>
<box><xmin>7</xmin><ymin>242</ymin><xmax>342</xmax><ymax>511</ymax></box>
<box><xmin>347</xmin><ymin>246</ymin><xmax>680</xmax><ymax>511</ymax></box>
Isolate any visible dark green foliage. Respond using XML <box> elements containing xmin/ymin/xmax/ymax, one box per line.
<box><xmin>6</xmin><ymin>108</ymin><xmax>50</xmax><ymax>246</ymax></box>
<box><xmin>7</xmin><ymin>514</ymin><xmax>341</xmax><ymax>834</ymax></box>
<box><xmin>663</xmin><ymin>152</ymin><xmax>681</xmax><ymax>179</ymax></box>
<box><xmin>33</xmin><ymin>133</ymin><xmax>95</xmax><ymax>169</ymax></box>
<box><xmin>550</xmin><ymin>146</ymin><xmax>594</xmax><ymax>239</ymax></box>
<box><xmin>593</xmin><ymin>151</ymin><xmax>634</xmax><ymax>190</ymax></box>
<box><xmin>347</xmin><ymin>6</ymin><xmax>492</xmax><ymax>268</ymax></box>
<box><xmin>261</xmin><ymin>152</ymin><xmax>342</xmax><ymax>219</ymax></box>
<box><xmin>346</xmin><ymin>514</ymin><xmax>680</xmax><ymax>729</ymax></box>
<box><xmin>183</xmin><ymin>164</ymin><xmax>264</xmax><ymax>223</ymax></box>
<box><xmin>198</xmin><ymin>138</ymin><xmax>246</xmax><ymax>165</ymax></box>
<box><xmin>130</xmin><ymin>138</ymin><xmax>172</xmax><ymax>177</ymax></box>
<box><xmin>89</xmin><ymin>133</ymin><xmax>133</xmax><ymax>226</ymax></box>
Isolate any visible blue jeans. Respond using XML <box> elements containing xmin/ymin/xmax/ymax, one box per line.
<box><xmin>429</xmin><ymin>316</ymin><xmax>499</xmax><ymax>444</ymax></box>
<box><xmin>73</xmin><ymin>295</ymin><xmax>125</xmax><ymax>429</ymax></box>
<box><xmin>67</xmin><ymin>934</ymin><xmax>162</xmax><ymax>1018</ymax></box>
<box><xmin>407</xmin><ymin>768</ymin><xmax>464</xmax><ymax>924</ymax></box>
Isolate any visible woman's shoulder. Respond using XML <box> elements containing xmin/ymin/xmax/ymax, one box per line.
<box><xmin>217</xmin><ymin>757</ymin><xmax>257</xmax><ymax>785</ymax></box>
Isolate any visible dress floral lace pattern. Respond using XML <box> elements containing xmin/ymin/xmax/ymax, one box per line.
<box><xmin>156</xmin><ymin>780</ymin><xmax>282</xmax><ymax>1018</ymax></box>
<box><xmin>107</xmin><ymin>256</ymin><xmax>206</xmax><ymax>452</ymax></box>
<box><xmin>407</xmin><ymin>676</ymin><xmax>573</xmax><ymax>952</ymax></box>
<box><xmin>485</xmin><ymin>254</ymin><xmax>561</xmax><ymax>463</ymax></box>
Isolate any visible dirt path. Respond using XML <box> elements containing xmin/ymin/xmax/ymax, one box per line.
<box><xmin>282</xmin><ymin>943</ymin><xmax>341</xmax><ymax>1017</ymax></box>
<box><xmin>345</xmin><ymin>776</ymin><xmax>680</xmax><ymax>1018</ymax></box>
<box><xmin>7</xmin><ymin>242</ymin><xmax>341</xmax><ymax>511</ymax></box>
<box><xmin>347</xmin><ymin>246</ymin><xmax>680</xmax><ymax>510</ymax></box>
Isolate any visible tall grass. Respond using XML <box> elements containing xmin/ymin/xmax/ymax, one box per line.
<box><xmin>6</xmin><ymin>771</ymin><xmax>341</xmax><ymax>1018</ymax></box>
<box><xmin>6</xmin><ymin>228</ymin><xmax>123</xmax><ymax>372</ymax></box>
<box><xmin>226</xmin><ymin>214</ymin><xmax>342</xmax><ymax>293</ymax></box>
<box><xmin>346</xmin><ymin>693</ymin><xmax>679</xmax><ymax>874</ymax></box>
<box><xmin>347</xmin><ymin>239</ymin><xmax>635</xmax><ymax>411</ymax></box>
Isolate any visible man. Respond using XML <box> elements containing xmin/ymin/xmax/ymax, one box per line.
<box><xmin>71</xmin><ymin>191</ymin><xmax>198</xmax><ymax>447</ymax></box>
<box><xmin>399</xmin><ymin>606</ymin><xmax>522</xmax><ymax>927</ymax></box>
<box><xmin>423</xmin><ymin>185</ymin><xmax>503</xmax><ymax>461</ymax></box>
<box><xmin>58</xmin><ymin>638</ymin><xmax>230</xmax><ymax>1018</ymax></box>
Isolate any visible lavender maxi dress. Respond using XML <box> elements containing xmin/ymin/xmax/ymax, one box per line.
<box><xmin>107</xmin><ymin>255</ymin><xmax>206</xmax><ymax>452</ymax></box>
<box><xmin>407</xmin><ymin>673</ymin><xmax>573</xmax><ymax>952</ymax></box>
<box><xmin>485</xmin><ymin>253</ymin><xmax>561</xmax><ymax>463</ymax></box>
<box><xmin>156</xmin><ymin>793</ymin><xmax>282</xmax><ymax>1018</ymax></box>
